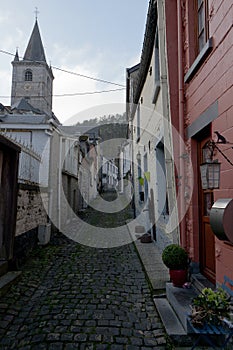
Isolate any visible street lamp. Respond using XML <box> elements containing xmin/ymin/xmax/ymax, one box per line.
<box><xmin>200</xmin><ymin>160</ymin><xmax>221</xmax><ymax>189</ymax></box>
<box><xmin>136</xmin><ymin>151</ymin><xmax>141</xmax><ymax>162</ymax></box>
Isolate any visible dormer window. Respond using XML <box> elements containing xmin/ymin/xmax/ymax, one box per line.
<box><xmin>25</xmin><ymin>70</ymin><xmax>33</xmax><ymax>81</ymax></box>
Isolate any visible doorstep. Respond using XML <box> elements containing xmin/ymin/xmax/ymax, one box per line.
<box><xmin>154</xmin><ymin>274</ymin><xmax>221</xmax><ymax>347</ymax></box>
<box><xmin>165</xmin><ymin>282</ymin><xmax>197</xmax><ymax>332</ymax></box>
<box><xmin>153</xmin><ymin>295</ymin><xmax>193</xmax><ymax>346</ymax></box>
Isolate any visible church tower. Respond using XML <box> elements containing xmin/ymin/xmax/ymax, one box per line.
<box><xmin>11</xmin><ymin>20</ymin><xmax>54</xmax><ymax>116</ymax></box>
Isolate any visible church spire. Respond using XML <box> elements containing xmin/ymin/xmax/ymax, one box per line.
<box><xmin>14</xmin><ymin>48</ymin><xmax>19</xmax><ymax>62</ymax></box>
<box><xmin>23</xmin><ymin>19</ymin><xmax>46</xmax><ymax>62</ymax></box>
<box><xmin>11</xmin><ymin>17</ymin><xmax>54</xmax><ymax>117</ymax></box>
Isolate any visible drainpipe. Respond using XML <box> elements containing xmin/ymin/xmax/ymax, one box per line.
<box><xmin>47</xmin><ymin>131</ymin><xmax>53</xmax><ymax>226</ymax></box>
<box><xmin>177</xmin><ymin>0</ymin><xmax>186</xmax><ymax>248</ymax></box>
<box><xmin>58</xmin><ymin>135</ymin><xmax>62</xmax><ymax>230</ymax></box>
<box><xmin>126</xmin><ymin>68</ymin><xmax>136</xmax><ymax>218</ymax></box>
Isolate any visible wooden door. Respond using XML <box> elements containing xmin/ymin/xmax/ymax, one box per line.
<box><xmin>199</xmin><ymin>139</ymin><xmax>216</xmax><ymax>283</ymax></box>
<box><xmin>0</xmin><ymin>150</ymin><xmax>3</xmax><ymax>256</ymax></box>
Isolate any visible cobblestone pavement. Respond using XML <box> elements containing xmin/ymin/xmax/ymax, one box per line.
<box><xmin>0</xmin><ymin>192</ymin><xmax>172</xmax><ymax>350</ymax></box>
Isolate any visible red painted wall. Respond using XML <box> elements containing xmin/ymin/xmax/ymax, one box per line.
<box><xmin>182</xmin><ymin>0</ymin><xmax>233</xmax><ymax>284</ymax></box>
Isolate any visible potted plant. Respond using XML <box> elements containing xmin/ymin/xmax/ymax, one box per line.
<box><xmin>162</xmin><ymin>244</ymin><xmax>189</xmax><ymax>287</ymax></box>
<box><xmin>190</xmin><ymin>287</ymin><xmax>230</xmax><ymax>328</ymax></box>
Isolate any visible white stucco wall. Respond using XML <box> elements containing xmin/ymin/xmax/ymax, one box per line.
<box><xmin>1</xmin><ymin>128</ymin><xmax>51</xmax><ymax>186</ymax></box>
<box><xmin>130</xmin><ymin>21</ymin><xmax>178</xmax><ymax>251</ymax></box>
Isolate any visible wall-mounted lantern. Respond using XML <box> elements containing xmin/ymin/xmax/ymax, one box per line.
<box><xmin>136</xmin><ymin>151</ymin><xmax>141</xmax><ymax>163</ymax></box>
<box><xmin>200</xmin><ymin>160</ymin><xmax>221</xmax><ymax>189</ymax></box>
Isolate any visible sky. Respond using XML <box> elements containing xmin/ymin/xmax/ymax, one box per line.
<box><xmin>0</xmin><ymin>1</ymin><xmax>149</xmax><ymax>124</ymax></box>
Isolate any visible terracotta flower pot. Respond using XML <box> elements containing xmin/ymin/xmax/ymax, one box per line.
<box><xmin>169</xmin><ymin>269</ymin><xmax>187</xmax><ymax>287</ymax></box>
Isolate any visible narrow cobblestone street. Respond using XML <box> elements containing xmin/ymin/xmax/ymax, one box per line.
<box><xmin>0</xmin><ymin>192</ymin><xmax>171</xmax><ymax>350</ymax></box>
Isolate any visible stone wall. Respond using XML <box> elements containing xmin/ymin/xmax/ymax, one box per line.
<box><xmin>16</xmin><ymin>185</ymin><xmax>48</xmax><ymax>237</ymax></box>
<box><xmin>12</xmin><ymin>184</ymin><xmax>48</xmax><ymax>266</ymax></box>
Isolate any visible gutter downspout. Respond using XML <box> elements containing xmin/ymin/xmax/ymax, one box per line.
<box><xmin>126</xmin><ymin>68</ymin><xmax>136</xmax><ymax>218</ymax></box>
<box><xmin>177</xmin><ymin>0</ymin><xmax>186</xmax><ymax>248</ymax></box>
<box><xmin>58</xmin><ymin>135</ymin><xmax>62</xmax><ymax>230</ymax></box>
<box><xmin>47</xmin><ymin>132</ymin><xmax>53</xmax><ymax>226</ymax></box>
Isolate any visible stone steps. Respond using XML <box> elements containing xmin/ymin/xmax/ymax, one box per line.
<box><xmin>191</xmin><ymin>273</ymin><xmax>215</xmax><ymax>293</ymax></box>
<box><xmin>0</xmin><ymin>271</ymin><xmax>22</xmax><ymax>297</ymax></box>
<box><xmin>153</xmin><ymin>283</ymin><xmax>196</xmax><ymax>346</ymax></box>
<box><xmin>153</xmin><ymin>296</ymin><xmax>193</xmax><ymax>346</ymax></box>
<box><xmin>154</xmin><ymin>274</ymin><xmax>217</xmax><ymax>346</ymax></box>
<box><xmin>165</xmin><ymin>282</ymin><xmax>198</xmax><ymax>332</ymax></box>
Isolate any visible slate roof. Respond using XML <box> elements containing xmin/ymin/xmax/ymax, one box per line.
<box><xmin>12</xmin><ymin>98</ymin><xmax>42</xmax><ymax>114</ymax></box>
<box><xmin>129</xmin><ymin>0</ymin><xmax>157</xmax><ymax>118</ymax></box>
<box><xmin>0</xmin><ymin>100</ymin><xmax>61</xmax><ymax>125</ymax></box>
<box><xmin>23</xmin><ymin>20</ymin><xmax>46</xmax><ymax>62</ymax></box>
<box><xmin>0</xmin><ymin>114</ymin><xmax>49</xmax><ymax>124</ymax></box>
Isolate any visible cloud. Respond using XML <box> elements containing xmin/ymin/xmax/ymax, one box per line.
<box><xmin>50</xmin><ymin>44</ymin><xmax>126</xmax><ymax>124</ymax></box>
<box><xmin>52</xmin><ymin>63</ymin><xmax>126</xmax><ymax>124</ymax></box>
<box><xmin>51</xmin><ymin>43</ymin><xmax>93</xmax><ymax>68</ymax></box>
<box><xmin>53</xmin><ymin>63</ymin><xmax>98</xmax><ymax>122</ymax></box>
<box><xmin>0</xmin><ymin>12</ymin><xmax>10</xmax><ymax>24</ymax></box>
<box><xmin>0</xmin><ymin>70</ymin><xmax>12</xmax><ymax>105</ymax></box>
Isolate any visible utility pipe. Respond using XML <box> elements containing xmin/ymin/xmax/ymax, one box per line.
<box><xmin>177</xmin><ymin>0</ymin><xmax>186</xmax><ymax>248</ymax></box>
<box><xmin>58</xmin><ymin>135</ymin><xmax>62</xmax><ymax>230</ymax></box>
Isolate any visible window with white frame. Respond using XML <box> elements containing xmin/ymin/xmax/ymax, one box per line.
<box><xmin>197</xmin><ymin>0</ymin><xmax>209</xmax><ymax>53</ymax></box>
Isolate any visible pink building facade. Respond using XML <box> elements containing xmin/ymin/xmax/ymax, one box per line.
<box><xmin>165</xmin><ymin>0</ymin><xmax>233</xmax><ymax>285</ymax></box>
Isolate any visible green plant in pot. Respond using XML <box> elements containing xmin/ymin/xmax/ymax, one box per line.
<box><xmin>190</xmin><ymin>287</ymin><xmax>230</xmax><ymax>328</ymax></box>
<box><xmin>162</xmin><ymin>244</ymin><xmax>189</xmax><ymax>287</ymax></box>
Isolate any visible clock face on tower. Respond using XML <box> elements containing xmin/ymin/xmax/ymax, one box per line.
<box><xmin>24</xmin><ymin>83</ymin><xmax>31</xmax><ymax>91</ymax></box>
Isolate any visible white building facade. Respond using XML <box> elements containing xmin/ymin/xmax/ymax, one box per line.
<box><xmin>101</xmin><ymin>157</ymin><xmax>118</xmax><ymax>192</ymax></box>
<box><xmin>127</xmin><ymin>0</ymin><xmax>179</xmax><ymax>251</ymax></box>
<box><xmin>0</xmin><ymin>19</ymin><xmax>73</xmax><ymax>263</ymax></box>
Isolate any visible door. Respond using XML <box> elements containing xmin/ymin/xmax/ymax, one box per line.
<box><xmin>199</xmin><ymin>139</ymin><xmax>216</xmax><ymax>283</ymax></box>
<box><xmin>0</xmin><ymin>150</ymin><xmax>3</xmax><ymax>256</ymax></box>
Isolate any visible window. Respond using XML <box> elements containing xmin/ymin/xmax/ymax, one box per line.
<box><xmin>197</xmin><ymin>0</ymin><xmax>209</xmax><ymax>52</ymax></box>
<box><xmin>144</xmin><ymin>153</ymin><xmax>149</xmax><ymax>202</ymax></box>
<box><xmin>184</xmin><ymin>0</ymin><xmax>212</xmax><ymax>83</ymax></box>
<box><xmin>154</xmin><ymin>28</ymin><xmax>160</xmax><ymax>82</ymax></box>
<box><xmin>137</xmin><ymin>156</ymin><xmax>144</xmax><ymax>202</ymax></box>
<box><xmin>156</xmin><ymin>142</ymin><xmax>169</xmax><ymax>216</ymax></box>
<box><xmin>153</xmin><ymin>26</ymin><xmax>160</xmax><ymax>103</ymax></box>
<box><xmin>25</xmin><ymin>70</ymin><xmax>32</xmax><ymax>81</ymax></box>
